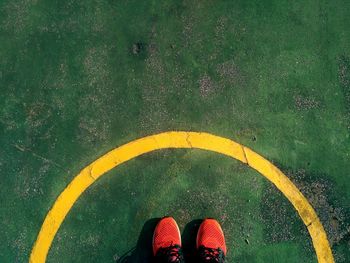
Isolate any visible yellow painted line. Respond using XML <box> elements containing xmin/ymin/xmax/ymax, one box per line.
<box><xmin>29</xmin><ymin>131</ymin><xmax>334</xmax><ymax>263</ymax></box>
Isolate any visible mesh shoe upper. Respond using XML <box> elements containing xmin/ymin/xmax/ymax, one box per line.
<box><xmin>196</xmin><ymin>218</ymin><xmax>227</xmax><ymax>261</ymax></box>
<box><xmin>153</xmin><ymin>217</ymin><xmax>183</xmax><ymax>262</ymax></box>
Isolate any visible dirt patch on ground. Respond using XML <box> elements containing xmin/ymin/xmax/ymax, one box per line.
<box><xmin>140</xmin><ymin>52</ymin><xmax>170</xmax><ymax>131</ymax></box>
<box><xmin>138</xmin><ymin>25</ymin><xmax>180</xmax><ymax>131</ymax></box>
<box><xmin>294</xmin><ymin>95</ymin><xmax>321</xmax><ymax>110</ymax></box>
<box><xmin>216</xmin><ymin>60</ymin><xmax>244</xmax><ymax>87</ymax></box>
<box><xmin>180</xmin><ymin>8</ymin><xmax>197</xmax><ymax>49</ymax></box>
<box><xmin>77</xmin><ymin>46</ymin><xmax>114</xmax><ymax>147</ymax></box>
<box><xmin>1</xmin><ymin>0</ymin><xmax>35</xmax><ymax>34</ymax></box>
<box><xmin>262</xmin><ymin>167</ymin><xmax>350</xmax><ymax>261</ymax></box>
<box><xmin>214</xmin><ymin>16</ymin><xmax>228</xmax><ymax>41</ymax></box>
<box><xmin>261</xmin><ymin>181</ymin><xmax>308</xmax><ymax>243</ymax></box>
<box><xmin>83</xmin><ymin>47</ymin><xmax>111</xmax><ymax>88</ymax></box>
<box><xmin>290</xmin><ymin>169</ymin><xmax>350</xmax><ymax>262</ymax></box>
<box><xmin>288</xmin><ymin>169</ymin><xmax>350</xmax><ymax>246</ymax></box>
<box><xmin>25</xmin><ymin>102</ymin><xmax>52</xmax><ymax>129</ymax></box>
<box><xmin>23</xmin><ymin>102</ymin><xmax>55</xmax><ymax>145</ymax></box>
<box><xmin>0</xmin><ymin>94</ymin><xmax>23</xmax><ymax>131</ymax></box>
<box><xmin>11</xmin><ymin>227</ymin><xmax>30</xmax><ymax>262</ymax></box>
<box><xmin>78</xmin><ymin>114</ymin><xmax>111</xmax><ymax>145</ymax></box>
<box><xmin>198</xmin><ymin>74</ymin><xmax>215</xmax><ymax>98</ymax></box>
<box><xmin>13</xmin><ymin>162</ymin><xmax>46</xmax><ymax>199</ymax></box>
<box><xmin>339</xmin><ymin>55</ymin><xmax>350</xmax><ymax>130</ymax></box>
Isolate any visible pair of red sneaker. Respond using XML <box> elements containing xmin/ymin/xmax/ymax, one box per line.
<box><xmin>153</xmin><ymin>217</ymin><xmax>227</xmax><ymax>263</ymax></box>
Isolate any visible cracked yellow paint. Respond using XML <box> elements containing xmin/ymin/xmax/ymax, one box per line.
<box><xmin>29</xmin><ymin>131</ymin><xmax>334</xmax><ymax>263</ymax></box>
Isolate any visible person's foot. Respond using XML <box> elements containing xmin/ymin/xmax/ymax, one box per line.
<box><xmin>153</xmin><ymin>217</ymin><xmax>184</xmax><ymax>263</ymax></box>
<box><xmin>196</xmin><ymin>218</ymin><xmax>227</xmax><ymax>263</ymax></box>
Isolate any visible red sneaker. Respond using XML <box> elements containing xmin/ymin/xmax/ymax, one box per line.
<box><xmin>153</xmin><ymin>217</ymin><xmax>184</xmax><ymax>262</ymax></box>
<box><xmin>196</xmin><ymin>218</ymin><xmax>227</xmax><ymax>262</ymax></box>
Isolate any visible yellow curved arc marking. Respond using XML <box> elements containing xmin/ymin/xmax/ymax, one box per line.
<box><xmin>29</xmin><ymin>131</ymin><xmax>334</xmax><ymax>263</ymax></box>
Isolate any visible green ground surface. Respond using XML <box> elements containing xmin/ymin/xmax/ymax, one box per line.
<box><xmin>1</xmin><ymin>0</ymin><xmax>350</xmax><ymax>262</ymax></box>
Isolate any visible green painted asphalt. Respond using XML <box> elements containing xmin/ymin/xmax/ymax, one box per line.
<box><xmin>1</xmin><ymin>0</ymin><xmax>350</xmax><ymax>262</ymax></box>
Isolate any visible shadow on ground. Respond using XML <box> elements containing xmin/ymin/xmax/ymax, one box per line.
<box><xmin>116</xmin><ymin>218</ymin><xmax>160</xmax><ymax>262</ymax></box>
<box><xmin>182</xmin><ymin>219</ymin><xmax>203</xmax><ymax>262</ymax></box>
<box><xmin>116</xmin><ymin>218</ymin><xmax>203</xmax><ymax>263</ymax></box>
